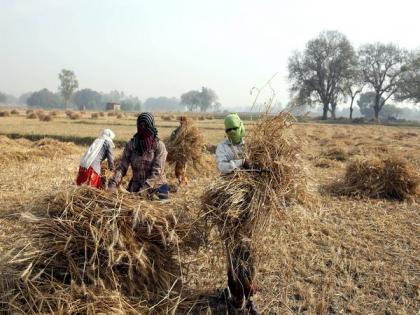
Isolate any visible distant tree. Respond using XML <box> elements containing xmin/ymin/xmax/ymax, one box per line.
<box><xmin>102</xmin><ymin>90</ymin><xmax>125</xmax><ymax>103</ymax></box>
<box><xmin>143</xmin><ymin>96</ymin><xmax>180</xmax><ymax>111</ymax></box>
<box><xmin>27</xmin><ymin>88</ymin><xmax>61</xmax><ymax>108</ymax></box>
<box><xmin>180</xmin><ymin>90</ymin><xmax>201</xmax><ymax>111</ymax></box>
<box><xmin>358</xmin><ymin>43</ymin><xmax>408</xmax><ymax>120</ymax></box>
<box><xmin>395</xmin><ymin>50</ymin><xmax>420</xmax><ymax>103</ymax></box>
<box><xmin>121</xmin><ymin>96</ymin><xmax>142</xmax><ymax>112</ymax></box>
<box><xmin>342</xmin><ymin>64</ymin><xmax>364</xmax><ymax>120</ymax></box>
<box><xmin>357</xmin><ymin>92</ymin><xmax>382</xmax><ymax>118</ymax></box>
<box><xmin>73</xmin><ymin>89</ymin><xmax>102</xmax><ymax>110</ymax></box>
<box><xmin>19</xmin><ymin>92</ymin><xmax>33</xmax><ymax>105</ymax></box>
<box><xmin>381</xmin><ymin>104</ymin><xmax>402</xmax><ymax>119</ymax></box>
<box><xmin>288</xmin><ymin>30</ymin><xmax>357</xmax><ymax>120</ymax></box>
<box><xmin>213</xmin><ymin>101</ymin><xmax>222</xmax><ymax>112</ymax></box>
<box><xmin>180</xmin><ymin>87</ymin><xmax>218</xmax><ymax>112</ymax></box>
<box><xmin>0</xmin><ymin>92</ymin><xmax>6</xmax><ymax>103</ymax></box>
<box><xmin>58</xmin><ymin>69</ymin><xmax>78</xmax><ymax>109</ymax></box>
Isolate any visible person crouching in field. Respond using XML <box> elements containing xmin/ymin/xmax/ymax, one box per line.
<box><xmin>76</xmin><ymin>129</ymin><xmax>115</xmax><ymax>188</ymax></box>
<box><xmin>216</xmin><ymin>113</ymin><xmax>258</xmax><ymax>314</ymax></box>
<box><xmin>108</xmin><ymin>112</ymin><xmax>170</xmax><ymax>200</ymax></box>
<box><xmin>170</xmin><ymin>115</ymin><xmax>188</xmax><ymax>185</ymax></box>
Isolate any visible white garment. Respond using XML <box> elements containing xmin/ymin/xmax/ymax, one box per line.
<box><xmin>80</xmin><ymin>129</ymin><xmax>115</xmax><ymax>169</ymax></box>
<box><xmin>215</xmin><ymin>139</ymin><xmax>245</xmax><ymax>174</ymax></box>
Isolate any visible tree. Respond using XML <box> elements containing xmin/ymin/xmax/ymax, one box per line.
<box><xmin>19</xmin><ymin>92</ymin><xmax>33</xmax><ymax>105</ymax></box>
<box><xmin>341</xmin><ymin>63</ymin><xmax>364</xmax><ymax>120</ymax></box>
<box><xmin>288</xmin><ymin>30</ymin><xmax>357</xmax><ymax>120</ymax></box>
<box><xmin>73</xmin><ymin>89</ymin><xmax>102</xmax><ymax>110</ymax></box>
<box><xmin>26</xmin><ymin>88</ymin><xmax>61</xmax><ymax>108</ymax></box>
<box><xmin>180</xmin><ymin>90</ymin><xmax>201</xmax><ymax>111</ymax></box>
<box><xmin>58</xmin><ymin>69</ymin><xmax>78</xmax><ymax>109</ymax></box>
<box><xmin>358</xmin><ymin>43</ymin><xmax>408</xmax><ymax>120</ymax></box>
<box><xmin>180</xmin><ymin>87</ymin><xmax>218</xmax><ymax>112</ymax></box>
<box><xmin>143</xmin><ymin>96</ymin><xmax>180</xmax><ymax>111</ymax></box>
<box><xmin>120</xmin><ymin>96</ymin><xmax>142</xmax><ymax>112</ymax></box>
<box><xmin>0</xmin><ymin>92</ymin><xmax>6</xmax><ymax>103</ymax></box>
<box><xmin>395</xmin><ymin>50</ymin><xmax>420</xmax><ymax>103</ymax></box>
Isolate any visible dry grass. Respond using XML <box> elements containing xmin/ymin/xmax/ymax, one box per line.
<box><xmin>10</xmin><ymin>110</ymin><xmax>19</xmax><ymax>115</ymax></box>
<box><xmin>0</xmin><ymin>186</ymin><xmax>184</xmax><ymax>314</ymax></box>
<box><xmin>26</xmin><ymin>112</ymin><xmax>37</xmax><ymax>119</ymax></box>
<box><xmin>328</xmin><ymin>156</ymin><xmax>419</xmax><ymax>200</ymax></box>
<box><xmin>91</xmin><ymin>113</ymin><xmax>99</xmax><ymax>119</ymax></box>
<box><xmin>39</xmin><ymin>114</ymin><xmax>53</xmax><ymax>122</ymax></box>
<box><xmin>0</xmin><ymin>119</ymin><xmax>419</xmax><ymax>314</ymax></box>
<box><xmin>165</xmin><ymin>119</ymin><xmax>206</xmax><ymax>169</ymax></box>
<box><xmin>0</xmin><ymin>111</ymin><xmax>11</xmax><ymax>117</ymax></box>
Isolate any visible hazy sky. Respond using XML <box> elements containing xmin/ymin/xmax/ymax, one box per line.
<box><xmin>1</xmin><ymin>0</ymin><xmax>419</xmax><ymax>109</ymax></box>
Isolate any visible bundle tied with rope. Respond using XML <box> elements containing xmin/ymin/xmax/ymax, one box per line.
<box><xmin>202</xmin><ymin>112</ymin><xmax>308</xmax><ymax>242</ymax></box>
<box><xmin>0</xmin><ymin>186</ymin><xmax>186</xmax><ymax>314</ymax></box>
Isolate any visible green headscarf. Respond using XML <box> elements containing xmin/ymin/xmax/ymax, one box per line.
<box><xmin>224</xmin><ymin>113</ymin><xmax>245</xmax><ymax>144</ymax></box>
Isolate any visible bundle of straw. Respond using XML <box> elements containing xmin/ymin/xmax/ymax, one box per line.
<box><xmin>202</xmin><ymin>112</ymin><xmax>307</xmax><ymax>240</ymax></box>
<box><xmin>165</xmin><ymin>119</ymin><xmax>205</xmax><ymax>169</ymax></box>
<box><xmin>0</xmin><ymin>186</ymin><xmax>183</xmax><ymax>314</ymax></box>
<box><xmin>331</xmin><ymin>156</ymin><xmax>419</xmax><ymax>200</ymax></box>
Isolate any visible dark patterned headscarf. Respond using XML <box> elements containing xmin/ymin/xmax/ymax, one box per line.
<box><xmin>133</xmin><ymin>112</ymin><xmax>158</xmax><ymax>155</ymax></box>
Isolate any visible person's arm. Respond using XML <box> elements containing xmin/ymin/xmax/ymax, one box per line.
<box><xmin>216</xmin><ymin>142</ymin><xmax>244</xmax><ymax>174</ymax></box>
<box><xmin>108</xmin><ymin>142</ymin><xmax>131</xmax><ymax>189</ymax></box>
<box><xmin>145</xmin><ymin>141</ymin><xmax>168</xmax><ymax>187</ymax></box>
<box><xmin>105</xmin><ymin>141</ymin><xmax>115</xmax><ymax>171</ymax></box>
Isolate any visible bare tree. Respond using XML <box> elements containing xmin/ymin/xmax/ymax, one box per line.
<box><xmin>288</xmin><ymin>30</ymin><xmax>357</xmax><ymax>120</ymax></box>
<box><xmin>342</xmin><ymin>65</ymin><xmax>364</xmax><ymax>120</ymax></box>
<box><xmin>358</xmin><ymin>43</ymin><xmax>408</xmax><ymax>120</ymax></box>
<box><xmin>395</xmin><ymin>50</ymin><xmax>420</xmax><ymax>104</ymax></box>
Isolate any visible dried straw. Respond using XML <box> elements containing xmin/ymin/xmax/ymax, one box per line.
<box><xmin>202</xmin><ymin>112</ymin><xmax>308</xmax><ymax>240</ymax></box>
<box><xmin>0</xmin><ymin>186</ymin><xmax>184</xmax><ymax>313</ymax></box>
<box><xmin>165</xmin><ymin>119</ymin><xmax>206</xmax><ymax>169</ymax></box>
<box><xmin>329</xmin><ymin>156</ymin><xmax>419</xmax><ymax>200</ymax></box>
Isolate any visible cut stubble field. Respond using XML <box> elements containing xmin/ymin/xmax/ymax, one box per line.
<box><xmin>0</xmin><ymin>111</ymin><xmax>419</xmax><ymax>314</ymax></box>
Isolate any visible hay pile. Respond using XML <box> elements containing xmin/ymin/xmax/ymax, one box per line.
<box><xmin>202</xmin><ymin>112</ymin><xmax>307</xmax><ymax>239</ymax></box>
<box><xmin>0</xmin><ymin>111</ymin><xmax>11</xmax><ymax>117</ymax></box>
<box><xmin>330</xmin><ymin>156</ymin><xmax>419</xmax><ymax>200</ymax></box>
<box><xmin>0</xmin><ymin>186</ymin><xmax>183</xmax><ymax>314</ymax></box>
<box><xmin>165</xmin><ymin>119</ymin><xmax>205</xmax><ymax>169</ymax></box>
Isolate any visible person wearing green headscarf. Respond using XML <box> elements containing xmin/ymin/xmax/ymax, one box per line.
<box><xmin>216</xmin><ymin>113</ymin><xmax>249</xmax><ymax>174</ymax></box>
<box><xmin>215</xmin><ymin>114</ymin><xmax>259</xmax><ymax>314</ymax></box>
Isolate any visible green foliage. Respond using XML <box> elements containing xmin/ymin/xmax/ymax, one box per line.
<box><xmin>58</xmin><ymin>69</ymin><xmax>78</xmax><ymax>108</ymax></box>
<box><xmin>0</xmin><ymin>92</ymin><xmax>6</xmax><ymax>103</ymax></box>
<box><xmin>180</xmin><ymin>87</ymin><xmax>218</xmax><ymax>112</ymax></box>
<box><xmin>73</xmin><ymin>89</ymin><xmax>102</xmax><ymax>110</ymax></box>
<box><xmin>26</xmin><ymin>89</ymin><xmax>62</xmax><ymax>108</ymax></box>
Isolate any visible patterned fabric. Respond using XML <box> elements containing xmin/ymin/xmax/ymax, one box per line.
<box><xmin>76</xmin><ymin>166</ymin><xmax>102</xmax><ymax>188</ymax></box>
<box><xmin>108</xmin><ymin>139</ymin><xmax>168</xmax><ymax>191</ymax></box>
<box><xmin>134</xmin><ymin>112</ymin><xmax>158</xmax><ymax>155</ymax></box>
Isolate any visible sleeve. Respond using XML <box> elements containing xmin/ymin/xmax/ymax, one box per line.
<box><xmin>145</xmin><ymin>141</ymin><xmax>168</xmax><ymax>187</ymax></box>
<box><xmin>216</xmin><ymin>142</ymin><xmax>244</xmax><ymax>174</ymax></box>
<box><xmin>105</xmin><ymin>141</ymin><xmax>115</xmax><ymax>170</ymax></box>
<box><xmin>108</xmin><ymin>142</ymin><xmax>131</xmax><ymax>188</ymax></box>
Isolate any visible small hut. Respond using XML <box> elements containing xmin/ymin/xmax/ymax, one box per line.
<box><xmin>106</xmin><ymin>102</ymin><xmax>121</xmax><ymax>111</ymax></box>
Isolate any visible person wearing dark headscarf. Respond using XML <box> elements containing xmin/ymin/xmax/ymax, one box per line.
<box><xmin>108</xmin><ymin>112</ymin><xmax>169</xmax><ymax>199</ymax></box>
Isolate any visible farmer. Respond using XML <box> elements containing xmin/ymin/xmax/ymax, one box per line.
<box><xmin>108</xmin><ymin>112</ymin><xmax>170</xmax><ymax>199</ymax></box>
<box><xmin>170</xmin><ymin>115</ymin><xmax>188</xmax><ymax>185</ymax></box>
<box><xmin>215</xmin><ymin>113</ymin><xmax>258</xmax><ymax>315</ymax></box>
<box><xmin>76</xmin><ymin>128</ymin><xmax>115</xmax><ymax>189</ymax></box>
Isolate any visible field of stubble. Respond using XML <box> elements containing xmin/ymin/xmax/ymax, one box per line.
<box><xmin>0</xmin><ymin>110</ymin><xmax>419</xmax><ymax>314</ymax></box>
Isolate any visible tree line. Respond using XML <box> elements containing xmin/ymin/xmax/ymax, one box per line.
<box><xmin>0</xmin><ymin>69</ymin><xmax>221</xmax><ymax>112</ymax></box>
<box><xmin>288</xmin><ymin>30</ymin><xmax>420</xmax><ymax>120</ymax></box>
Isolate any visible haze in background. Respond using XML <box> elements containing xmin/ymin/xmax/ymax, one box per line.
<box><xmin>1</xmin><ymin>0</ymin><xmax>419</xmax><ymax>110</ymax></box>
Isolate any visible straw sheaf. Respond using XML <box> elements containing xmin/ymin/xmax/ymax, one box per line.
<box><xmin>0</xmin><ymin>186</ymin><xmax>184</xmax><ymax>314</ymax></box>
<box><xmin>330</xmin><ymin>156</ymin><xmax>420</xmax><ymax>200</ymax></box>
<box><xmin>202</xmin><ymin>112</ymin><xmax>308</xmax><ymax>241</ymax></box>
<box><xmin>165</xmin><ymin>120</ymin><xmax>206</xmax><ymax>169</ymax></box>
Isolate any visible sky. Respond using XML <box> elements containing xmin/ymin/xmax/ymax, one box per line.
<box><xmin>0</xmin><ymin>0</ymin><xmax>419</xmax><ymax>110</ymax></box>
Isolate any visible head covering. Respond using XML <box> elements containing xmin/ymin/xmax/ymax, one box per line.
<box><xmin>134</xmin><ymin>112</ymin><xmax>157</xmax><ymax>155</ymax></box>
<box><xmin>80</xmin><ymin>129</ymin><xmax>115</xmax><ymax>168</ymax></box>
<box><xmin>224</xmin><ymin>113</ymin><xmax>245</xmax><ymax>145</ymax></box>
